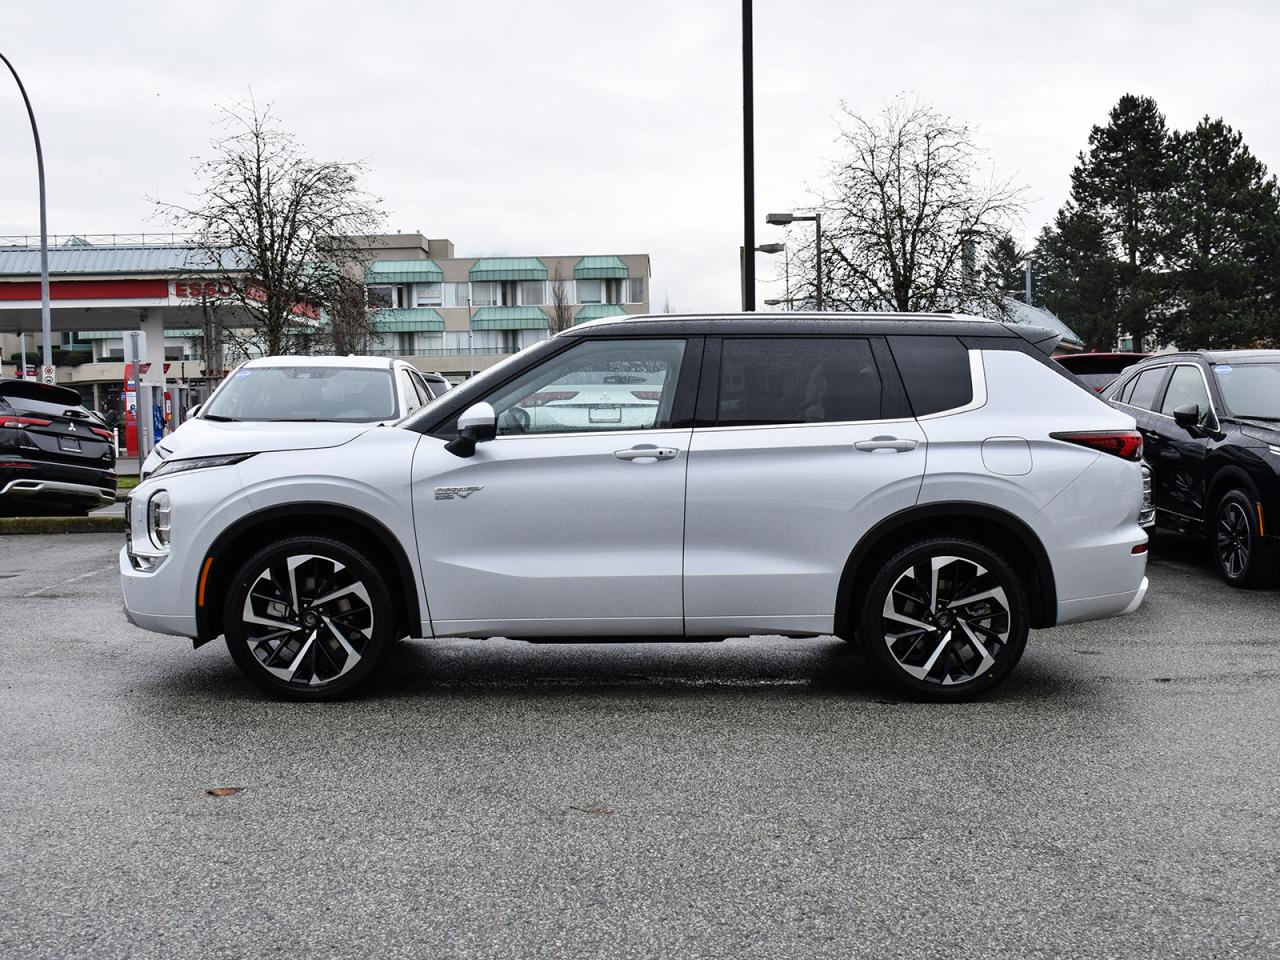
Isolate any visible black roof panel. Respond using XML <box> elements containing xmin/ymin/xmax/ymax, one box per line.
<box><xmin>564</xmin><ymin>312</ymin><xmax>1021</xmax><ymax>339</ymax></box>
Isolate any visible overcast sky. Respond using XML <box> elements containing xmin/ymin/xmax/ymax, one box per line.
<box><xmin>3</xmin><ymin>0</ymin><xmax>1279</xmax><ymax>311</ymax></box>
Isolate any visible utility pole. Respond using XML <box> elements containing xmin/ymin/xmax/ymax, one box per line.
<box><xmin>1</xmin><ymin>53</ymin><xmax>53</xmax><ymax>372</ymax></box>
<box><xmin>741</xmin><ymin>0</ymin><xmax>755</xmax><ymax>311</ymax></box>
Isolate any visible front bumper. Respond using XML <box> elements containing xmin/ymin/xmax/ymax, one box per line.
<box><xmin>119</xmin><ymin>545</ymin><xmax>200</xmax><ymax>637</ymax></box>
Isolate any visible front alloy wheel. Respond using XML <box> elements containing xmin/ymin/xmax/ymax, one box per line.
<box><xmin>224</xmin><ymin>537</ymin><xmax>395</xmax><ymax>700</ymax></box>
<box><xmin>1213</xmin><ymin>490</ymin><xmax>1271</xmax><ymax>588</ymax></box>
<box><xmin>859</xmin><ymin>538</ymin><xmax>1029</xmax><ymax>700</ymax></box>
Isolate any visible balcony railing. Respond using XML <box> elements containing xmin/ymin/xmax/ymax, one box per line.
<box><xmin>364</xmin><ymin>346</ymin><xmax>522</xmax><ymax>358</ymax></box>
<box><xmin>0</xmin><ymin>232</ymin><xmax>201</xmax><ymax>248</ymax></box>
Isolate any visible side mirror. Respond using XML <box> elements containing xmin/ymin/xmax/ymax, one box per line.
<box><xmin>445</xmin><ymin>401</ymin><xmax>497</xmax><ymax>458</ymax></box>
<box><xmin>1172</xmin><ymin>403</ymin><xmax>1200</xmax><ymax>432</ymax></box>
<box><xmin>184</xmin><ymin>404</ymin><xmax>201</xmax><ymax>422</ymax></box>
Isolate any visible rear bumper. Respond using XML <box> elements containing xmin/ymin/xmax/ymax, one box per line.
<box><xmin>1057</xmin><ymin>575</ymin><xmax>1148</xmax><ymax>625</ymax></box>
<box><xmin>1</xmin><ymin>476</ymin><xmax>114</xmax><ymax>506</ymax></box>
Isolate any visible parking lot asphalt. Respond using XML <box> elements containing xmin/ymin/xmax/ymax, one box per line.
<box><xmin>0</xmin><ymin>532</ymin><xmax>1277</xmax><ymax>959</ymax></box>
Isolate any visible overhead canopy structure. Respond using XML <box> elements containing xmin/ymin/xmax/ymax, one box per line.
<box><xmin>470</xmin><ymin>306</ymin><xmax>548</xmax><ymax>330</ymax></box>
<box><xmin>468</xmin><ymin>258</ymin><xmax>547</xmax><ymax>282</ymax></box>
<box><xmin>573</xmin><ymin>256</ymin><xmax>629</xmax><ymax>280</ymax></box>
<box><xmin>365</xmin><ymin>260</ymin><xmax>443</xmax><ymax>284</ymax></box>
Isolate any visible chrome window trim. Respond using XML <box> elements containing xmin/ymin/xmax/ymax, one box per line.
<box><xmin>1111</xmin><ymin>363</ymin><xmax>1171</xmax><ymax>413</ymax></box>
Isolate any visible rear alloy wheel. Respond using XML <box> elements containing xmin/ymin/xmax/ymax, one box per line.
<box><xmin>224</xmin><ymin>537</ymin><xmax>396</xmax><ymax>701</ymax></box>
<box><xmin>858</xmin><ymin>538</ymin><xmax>1029</xmax><ymax>700</ymax></box>
<box><xmin>1213</xmin><ymin>490</ymin><xmax>1271</xmax><ymax>588</ymax></box>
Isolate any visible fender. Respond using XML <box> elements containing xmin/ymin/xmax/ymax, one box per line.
<box><xmin>833</xmin><ymin>501</ymin><xmax>1058</xmax><ymax>633</ymax></box>
<box><xmin>194</xmin><ymin>501</ymin><xmax>423</xmax><ymax>644</ymax></box>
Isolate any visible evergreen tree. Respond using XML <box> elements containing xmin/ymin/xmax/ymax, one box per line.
<box><xmin>1035</xmin><ymin>203</ymin><xmax>1122</xmax><ymax>349</ymax></box>
<box><xmin>983</xmin><ymin>233</ymin><xmax>1029</xmax><ymax>300</ymax></box>
<box><xmin>1037</xmin><ymin>94</ymin><xmax>1172</xmax><ymax>351</ymax></box>
<box><xmin>1161</xmin><ymin>116</ymin><xmax>1280</xmax><ymax>347</ymax></box>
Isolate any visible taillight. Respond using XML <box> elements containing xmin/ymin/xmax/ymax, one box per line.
<box><xmin>631</xmin><ymin>390</ymin><xmax>662</xmax><ymax>401</ymax></box>
<box><xmin>519</xmin><ymin>391</ymin><xmax>579</xmax><ymax>408</ymax></box>
<box><xmin>90</xmin><ymin>426</ymin><xmax>114</xmax><ymax>440</ymax></box>
<box><xmin>1050</xmin><ymin>430</ymin><xmax>1143</xmax><ymax>461</ymax></box>
<box><xmin>0</xmin><ymin>416</ymin><xmax>53</xmax><ymax>429</ymax></box>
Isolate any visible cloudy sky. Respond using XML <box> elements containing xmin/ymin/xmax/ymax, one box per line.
<box><xmin>3</xmin><ymin>0</ymin><xmax>1279</xmax><ymax>310</ymax></box>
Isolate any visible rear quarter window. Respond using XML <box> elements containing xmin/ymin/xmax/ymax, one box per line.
<box><xmin>886</xmin><ymin>336</ymin><xmax>973</xmax><ymax>416</ymax></box>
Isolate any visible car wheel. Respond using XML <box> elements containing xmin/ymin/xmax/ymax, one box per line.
<box><xmin>858</xmin><ymin>537</ymin><xmax>1029</xmax><ymax>701</ymax></box>
<box><xmin>1212</xmin><ymin>490</ymin><xmax>1271</xmax><ymax>588</ymax></box>
<box><xmin>223</xmin><ymin>536</ymin><xmax>396</xmax><ymax>701</ymax></box>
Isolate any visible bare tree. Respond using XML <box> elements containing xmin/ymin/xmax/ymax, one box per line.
<box><xmin>787</xmin><ymin>97</ymin><xmax>1024</xmax><ymax>317</ymax></box>
<box><xmin>547</xmin><ymin>263</ymin><xmax>574</xmax><ymax>332</ymax></box>
<box><xmin>157</xmin><ymin>99</ymin><xmax>383</xmax><ymax>357</ymax></box>
<box><xmin>327</xmin><ymin>275</ymin><xmax>376</xmax><ymax>356</ymax></box>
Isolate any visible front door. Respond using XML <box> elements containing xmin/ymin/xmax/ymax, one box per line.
<box><xmin>683</xmin><ymin>336</ymin><xmax>927</xmax><ymax>637</ymax></box>
<box><xmin>1150</xmin><ymin>362</ymin><xmax>1215</xmax><ymax>523</ymax></box>
<box><xmin>412</xmin><ymin>337</ymin><xmax>697</xmax><ymax>638</ymax></box>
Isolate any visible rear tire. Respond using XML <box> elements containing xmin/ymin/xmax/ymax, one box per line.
<box><xmin>857</xmin><ymin>537</ymin><xmax>1029</xmax><ymax>701</ymax></box>
<box><xmin>223</xmin><ymin>536</ymin><xmax>396</xmax><ymax>701</ymax></box>
<box><xmin>1212</xmin><ymin>490</ymin><xmax>1272</xmax><ymax>588</ymax></box>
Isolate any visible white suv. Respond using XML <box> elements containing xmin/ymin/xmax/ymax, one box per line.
<box><xmin>120</xmin><ymin>314</ymin><xmax>1150</xmax><ymax>701</ymax></box>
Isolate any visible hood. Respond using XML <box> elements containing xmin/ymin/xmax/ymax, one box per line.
<box><xmin>155</xmin><ymin>418</ymin><xmax>377</xmax><ymax>460</ymax></box>
<box><xmin>1237</xmin><ymin>420</ymin><xmax>1280</xmax><ymax>447</ymax></box>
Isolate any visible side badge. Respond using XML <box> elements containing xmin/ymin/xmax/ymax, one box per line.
<box><xmin>435</xmin><ymin>486</ymin><xmax>484</xmax><ymax>501</ymax></box>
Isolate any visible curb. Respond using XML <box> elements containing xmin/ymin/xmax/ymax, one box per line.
<box><xmin>0</xmin><ymin>515</ymin><xmax>125</xmax><ymax>535</ymax></box>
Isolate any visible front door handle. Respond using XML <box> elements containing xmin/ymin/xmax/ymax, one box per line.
<box><xmin>614</xmin><ymin>446</ymin><xmax>679</xmax><ymax>462</ymax></box>
<box><xmin>854</xmin><ymin>436</ymin><xmax>919</xmax><ymax>453</ymax></box>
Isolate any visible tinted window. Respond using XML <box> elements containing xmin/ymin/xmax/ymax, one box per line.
<box><xmin>887</xmin><ymin>336</ymin><xmax>972</xmax><ymax>416</ymax></box>
<box><xmin>1160</xmin><ymin>365</ymin><xmax>1211</xmax><ymax>417</ymax></box>
<box><xmin>716</xmin><ymin>338</ymin><xmax>882</xmax><ymax>426</ymax></box>
<box><xmin>484</xmin><ymin>338</ymin><xmax>686</xmax><ymax>435</ymax></box>
<box><xmin>1075</xmin><ymin>373</ymin><xmax>1118</xmax><ymax>393</ymax></box>
<box><xmin>1125</xmin><ymin>367</ymin><xmax>1167</xmax><ymax>411</ymax></box>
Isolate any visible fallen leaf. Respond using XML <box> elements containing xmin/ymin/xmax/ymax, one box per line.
<box><xmin>205</xmin><ymin>786</ymin><xmax>245</xmax><ymax>797</ymax></box>
<box><xmin>566</xmin><ymin>805</ymin><xmax>611</xmax><ymax>815</ymax></box>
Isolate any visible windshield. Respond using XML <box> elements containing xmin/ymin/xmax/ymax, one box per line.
<box><xmin>201</xmin><ymin>366</ymin><xmax>396</xmax><ymax>422</ymax></box>
<box><xmin>1213</xmin><ymin>362</ymin><xmax>1280</xmax><ymax>420</ymax></box>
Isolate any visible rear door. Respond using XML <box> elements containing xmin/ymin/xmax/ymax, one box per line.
<box><xmin>682</xmin><ymin>336</ymin><xmax>925</xmax><ymax>637</ymax></box>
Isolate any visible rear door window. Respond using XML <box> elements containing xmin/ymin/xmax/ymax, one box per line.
<box><xmin>886</xmin><ymin>336</ymin><xmax>972</xmax><ymax>416</ymax></box>
<box><xmin>715</xmin><ymin>338</ymin><xmax>884</xmax><ymax>426</ymax></box>
<box><xmin>1124</xmin><ymin>367</ymin><xmax>1168</xmax><ymax>411</ymax></box>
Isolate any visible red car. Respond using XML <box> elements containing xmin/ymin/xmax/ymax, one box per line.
<box><xmin>1055</xmin><ymin>352</ymin><xmax>1151</xmax><ymax>393</ymax></box>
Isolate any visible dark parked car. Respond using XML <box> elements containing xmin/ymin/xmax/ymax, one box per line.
<box><xmin>1103</xmin><ymin>350</ymin><xmax>1280</xmax><ymax>586</ymax></box>
<box><xmin>1056</xmin><ymin>352</ymin><xmax>1150</xmax><ymax>393</ymax></box>
<box><xmin>0</xmin><ymin>379</ymin><xmax>116</xmax><ymax>515</ymax></box>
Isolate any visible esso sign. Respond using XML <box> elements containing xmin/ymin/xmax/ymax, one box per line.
<box><xmin>173</xmin><ymin>280</ymin><xmax>235</xmax><ymax>299</ymax></box>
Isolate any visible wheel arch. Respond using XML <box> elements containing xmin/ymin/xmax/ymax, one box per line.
<box><xmin>833</xmin><ymin>502</ymin><xmax>1058</xmax><ymax>635</ymax></box>
<box><xmin>1205</xmin><ymin>464</ymin><xmax>1260</xmax><ymax>517</ymax></box>
<box><xmin>194</xmin><ymin>502</ymin><xmax>422</xmax><ymax>645</ymax></box>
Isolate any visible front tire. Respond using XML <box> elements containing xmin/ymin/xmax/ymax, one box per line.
<box><xmin>223</xmin><ymin>536</ymin><xmax>396</xmax><ymax>701</ymax></box>
<box><xmin>1212</xmin><ymin>490</ymin><xmax>1271</xmax><ymax>588</ymax></box>
<box><xmin>857</xmin><ymin>537</ymin><xmax>1029</xmax><ymax>701</ymax></box>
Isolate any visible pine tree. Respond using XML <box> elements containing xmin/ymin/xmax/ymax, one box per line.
<box><xmin>1161</xmin><ymin>116</ymin><xmax>1280</xmax><ymax>347</ymax></box>
<box><xmin>1037</xmin><ymin>94</ymin><xmax>1172</xmax><ymax>351</ymax></box>
<box><xmin>983</xmin><ymin>234</ymin><xmax>1029</xmax><ymax>300</ymax></box>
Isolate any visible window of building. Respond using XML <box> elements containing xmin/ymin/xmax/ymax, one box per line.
<box><xmin>443</xmin><ymin>282</ymin><xmax>470</xmax><ymax>308</ymax></box>
<box><xmin>414</xmin><ymin>282</ymin><xmax>442</xmax><ymax>307</ymax></box>
<box><xmin>519</xmin><ymin>281</ymin><xmax>546</xmax><ymax>305</ymax></box>
<box><xmin>717</xmin><ymin>338</ymin><xmax>883</xmax><ymax>426</ymax></box>
<box><xmin>626</xmin><ymin>277</ymin><xmax>645</xmax><ymax>304</ymax></box>
<box><xmin>471</xmin><ymin>281</ymin><xmax>499</xmax><ymax>307</ymax></box>
<box><xmin>577</xmin><ymin>279</ymin><xmax>602</xmax><ymax>304</ymax></box>
<box><xmin>500</xmin><ymin>281</ymin><xmax>520</xmax><ymax>306</ymax></box>
<box><xmin>366</xmin><ymin>285</ymin><xmax>398</xmax><ymax>309</ymax></box>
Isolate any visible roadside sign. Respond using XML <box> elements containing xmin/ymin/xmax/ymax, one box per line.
<box><xmin>40</xmin><ymin>364</ymin><xmax>56</xmax><ymax>384</ymax></box>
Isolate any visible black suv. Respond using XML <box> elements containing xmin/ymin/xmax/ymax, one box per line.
<box><xmin>0</xmin><ymin>379</ymin><xmax>117</xmax><ymax>515</ymax></box>
<box><xmin>1104</xmin><ymin>350</ymin><xmax>1280</xmax><ymax>586</ymax></box>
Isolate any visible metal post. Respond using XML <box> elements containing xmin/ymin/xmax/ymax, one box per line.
<box><xmin>784</xmin><ymin>246</ymin><xmax>791</xmax><ymax>311</ymax></box>
<box><xmin>814</xmin><ymin>214</ymin><xmax>823</xmax><ymax>311</ymax></box>
<box><xmin>741</xmin><ymin>0</ymin><xmax>755</xmax><ymax>312</ymax></box>
<box><xmin>19</xmin><ymin>332</ymin><xmax>27</xmax><ymax>378</ymax></box>
<box><xmin>467</xmin><ymin>296</ymin><xmax>474</xmax><ymax>377</ymax></box>
<box><xmin>1024</xmin><ymin>260</ymin><xmax>1033</xmax><ymax>305</ymax></box>
<box><xmin>1</xmin><ymin>53</ymin><xmax>53</xmax><ymax>370</ymax></box>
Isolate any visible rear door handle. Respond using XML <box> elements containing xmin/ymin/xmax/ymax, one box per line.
<box><xmin>614</xmin><ymin>446</ymin><xmax>678</xmax><ymax>462</ymax></box>
<box><xmin>854</xmin><ymin>437</ymin><xmax>919</xmax><ymax>453</ymax></box>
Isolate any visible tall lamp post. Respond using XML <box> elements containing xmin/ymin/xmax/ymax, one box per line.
<box><xmin>741</xmin><ymin>0</ymin><xmax>756</xmax><ymax>311</ymax></box>
<box><xmin>1</xmin><ymin>52</ymin><xmax>53</xmax><ymax>374</ymax></box>
<box><xmin>766</xmin><ymin>211</ymin><xmax>823</xmax><ymax>311</ymax></box>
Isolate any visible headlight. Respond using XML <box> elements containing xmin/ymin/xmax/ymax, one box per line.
<box><xmin>148</xmin><ymin>452</ymin><xmax>254</xmax><ymax>479</ymax></box>
<box><xmin>147</xmin><ymin>490</ymin><xmax>172</xmax><ymax>550</ymax></box>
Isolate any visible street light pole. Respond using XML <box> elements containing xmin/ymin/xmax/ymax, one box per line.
<box><xmin>741</xmin><ymin>0</ymin><xmax>756</xmax><ymax>312</ymax></box>
<box><xmin>766</xmin><ymin>211</ymin><xmax>823</xmax><ymax>310</ymax></box>
<box><xmin>813</xmin><ymin>213</ymin><xmax>823</xmax><ymax>311</ymax></box>
<box><xmin>1</xmin><ymin>52</ymin><xmax>53</xmax><ymax>372</ymax></box>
